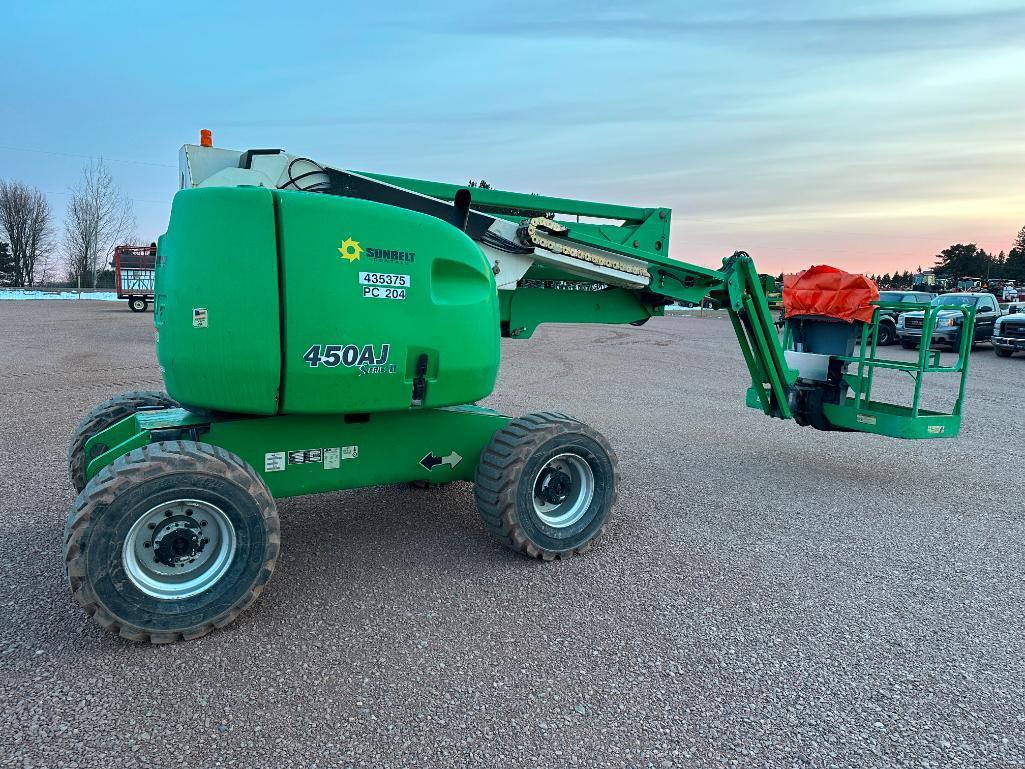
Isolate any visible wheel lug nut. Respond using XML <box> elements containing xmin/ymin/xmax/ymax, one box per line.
<box><xmin>200</xmin><ymin>520</ymin><xmax>208</xmax><ymax>527</ymax></box>
<box><xmin>186</xmin><ymin>510</ymin><xmax>193</xmax><ymax>516</ymax></box>
<box><xmin>164</xmin><ymin>511</ymin><xmax>171</xmax><ymax>517</ymax></box>
<box><xmin>144</xmin><ymin>542</ymin><xmax>151</xmax><ymax>548</ymax></box>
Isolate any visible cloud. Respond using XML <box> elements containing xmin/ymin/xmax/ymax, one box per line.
<box><xmin>440</xmin><ymin>3</ymin><xmax>1025</xmax><ymax>56</ymax></box>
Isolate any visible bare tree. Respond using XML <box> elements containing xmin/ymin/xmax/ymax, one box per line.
<box><xmin>24</xmin><ymin>192</ymin><xmax>53</xmax><ymax>287</ymax></box>
<box><xmin>0</xmin><ymin>179</ymin><xmax>53</xmax><ymax>286</ymax></box>
<box><xmin>64</xmin><ymin>159</ymin><xmax>136</xmax><ymax>287</ymax></box>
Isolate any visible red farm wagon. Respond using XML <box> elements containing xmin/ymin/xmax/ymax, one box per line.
<box><xmin>114</xmin><ymin>244</ymin><xmax>157</xmax><ymax>312</ymax></box>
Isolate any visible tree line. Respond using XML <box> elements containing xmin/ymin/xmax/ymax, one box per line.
<box><xmin>0</xmin><ymin>159</ymin><xmax>135</xmax><ymax>288</ymax></box>
<box><xmin>860</xmin><ymin>231</ymin><xmax>1025</xmax><ymax>289</ymax></box>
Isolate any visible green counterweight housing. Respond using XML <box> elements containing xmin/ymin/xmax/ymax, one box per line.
<box><xmin>61</xmin><ymin>141</ymin><xmax>975</xmax><ymax>644</ymax></box>
<box><xmin>156</xmin><ymin>186</ymin><xmax>500</xmax><ymax>415</ymax></box>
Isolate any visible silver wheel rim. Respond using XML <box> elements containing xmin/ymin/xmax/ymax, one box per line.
<box><xmin>122</xmin><ymin>499</ymin><xmax>236</xmax><ymax>600</ymax></box>
<box><xmin>531</xmin><ymin>452</ymin><xmax>595</xmax><ymax>528</ymax></box>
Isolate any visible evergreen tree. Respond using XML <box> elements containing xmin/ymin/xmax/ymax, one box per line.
<box><xmin>934</xmin><ymin>243</ymin><xmax>988</xmax><ymax>279</ymax></box>
<box><xmin>0</xmin><ymin>241</ymin><xmax>13</xmax><ymax>286</ymax></box>
<box><xmin>1005</xmin><ymin>226</ymin><xmax>1025</xmax><ymax>282</ymax></box>
<box><xmin>1012</xmin><ymin>225</ymin><xmax>1025</xmax><ymax>254</ymax></box>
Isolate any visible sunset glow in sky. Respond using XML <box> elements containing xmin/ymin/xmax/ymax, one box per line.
<box><xmin>2</xmin><ymin>1</ymin><xmax>1024</xmax><ymax>275</ymax></box>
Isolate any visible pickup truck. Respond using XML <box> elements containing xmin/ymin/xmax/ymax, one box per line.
<box><xmin>896</xmin><ymin>292</ymin><xmax>1001</xmax><ymax>350</ymax></box>
<box><xmin>875</xmin><ymin>290</ymin><xmax>935</xmax><ymax>345</ymax></box>
<box><xmin>993</xmin><ymin>307</ymin><xmax>1025</xmax><ymax>358</ymax></box>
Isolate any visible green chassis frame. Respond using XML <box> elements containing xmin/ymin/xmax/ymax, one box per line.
<box><xmin>86</xmin><ymin>406</ymin><xmax>512</xmax><ymax>498</ymax></box>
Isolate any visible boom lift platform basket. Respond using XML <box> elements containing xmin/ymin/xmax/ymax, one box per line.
<box><xmin>745</xmin><ymin>266</ymin><xmax>974</xmax><ymax>439</ymax></box>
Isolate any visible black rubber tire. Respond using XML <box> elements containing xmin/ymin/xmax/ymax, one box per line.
<box><xmin>129</xmin><ymin>297</ymin><xmax>147</xmax><ymax>313</ymax></box>
<box><xmin>877</xmin><ymin>322</ymin><xmax>896</xmax><ymax>346</ymax></box>
<box><xmin>68</xmin><ymin>390</ymin><xmax>179</xmax><ymax>493</ymax></box>
<box><xmin>474</xmin><ymin>412</ymin><xmax>618</xmax><ymax>560</ymax></box>
<box><xmin>64</xmin><ymin>441</ymin><xmax>280</xmax><ymax>643</ymax></box>
<box><xmin>900</xmin><ymin>339</ymin><xmax>916</xmax><ymax>350</ymax></box>
<box><xmin>995</xmin><ymin>347</ymin><xmax>1013</xmax><ymax>358</ymax></box>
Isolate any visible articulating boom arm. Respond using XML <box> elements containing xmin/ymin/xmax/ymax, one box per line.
<box><xmin>178</xmin><ymin>143</ymin><xmax>970</xmax><ymax>439</ymax></box>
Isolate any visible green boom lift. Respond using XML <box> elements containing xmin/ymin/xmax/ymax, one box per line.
<box><xmin>63</xmin><ymin>140</ymin><xmax>974</xmax><ymax>642</ymax></box>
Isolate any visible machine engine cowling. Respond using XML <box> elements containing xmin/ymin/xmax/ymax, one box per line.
<box><xmin>156</xmin><ymin>187</ymin><xmax>500</xmax><ymax>416</ymax></box>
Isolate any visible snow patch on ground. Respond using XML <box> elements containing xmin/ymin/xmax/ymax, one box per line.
<box><xmin>0</xmin><ymin>290</ymin><xmax>121</xmax><ymax>302</ymax></box>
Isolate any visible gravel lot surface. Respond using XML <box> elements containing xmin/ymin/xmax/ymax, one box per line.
<box><xmin>2</xmin><ymin>300</ymin><xmax>1023</xmax><ymax>769</ymax></box>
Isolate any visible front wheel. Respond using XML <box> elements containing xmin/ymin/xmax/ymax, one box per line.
<box><xmin>474</xmin><ymin>413</ymin><xmax>618</xmax><ymax>560</ymax></box>
<box><xmin>995</xmin><ymin>346</ymin><xmax>1013</xmax><ymax>358</ymax></box>
<box><xmin>900</xmin><ymin>339</ymin><xmax>916</xmax><ymax>350</ymax></box>
<box><xmin>64</xmin><ymin>441</ymin><xmax>280</xmax><ymax>643</ymax></box>
<box><xmin>128</xmin><ymin>297</ymin><xmax>148</xmax><ymax>312</ymax></box>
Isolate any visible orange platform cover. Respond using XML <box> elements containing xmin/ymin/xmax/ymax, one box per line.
<box><xmin>782</xmin><ymin>265</ymin><xmax>879</xmax><ymax>324</ymax></box>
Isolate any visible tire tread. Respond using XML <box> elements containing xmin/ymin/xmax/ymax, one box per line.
<box><xmin>64</xmin><ymin>440</ymin><xmax>280</xmax><ymax>644</ymax></box>
<box><xmin>67</xmin><ymin>391</ymin><xmax>179</xmax><ymax>493</ymax></box>
<box><xmin>473</xmin><ymin>413</ymin><xmax>618</xmax><ymax>560</ymax></box>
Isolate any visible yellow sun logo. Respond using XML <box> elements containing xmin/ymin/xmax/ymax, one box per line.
<box><xmin>338</xmin><ymin>237</ymin><xmax>363</xmax><ymax>263</ymax></box>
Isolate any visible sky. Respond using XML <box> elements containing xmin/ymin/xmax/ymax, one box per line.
<box><xmin>2</xmin><ymin>1</ymin><xmax>1024</xmax><ymax>276</ymax></box>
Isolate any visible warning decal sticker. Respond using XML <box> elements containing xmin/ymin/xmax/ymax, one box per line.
<box><xmin>288</xmin><ymin>449</ymin><xmax>323</xmax><ymax>465</ymax></box>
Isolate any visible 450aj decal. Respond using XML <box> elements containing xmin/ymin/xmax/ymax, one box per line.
<box><xmin>302</xmin><ymin>343</ymin><xmax>396</xmax><ymax>375</ymax></box>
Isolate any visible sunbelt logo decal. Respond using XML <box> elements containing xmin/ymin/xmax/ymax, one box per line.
<box><xmin>338</xmin><ymin>236</ymin><xmax>415</xmax><ymax>264</ymax></box>
<box><xmin>338</xmin><ymin>237</ymin><xmax>363</xmax><ymax>263</ymax></box>
<box><xmin>302</xmin><ymin>343</ymin><xmax>396</xmax><ymax>376</ymax></box>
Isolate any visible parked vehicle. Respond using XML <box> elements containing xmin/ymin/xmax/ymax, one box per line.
<box><xmin>897</xmin><ymin>293</ymin><xmax>1001</xmax><ymax>350</ymax></box>
<box><xmin>957</xmin><ymin>276</ymin><xmax>983</xmax><ymax>292</ymax></box>
<box><xmin>874</xmin><ymin>290</ymin><xmax>935</xmax><ymax>345</ymax></box>
<box><xmin>114</xmin><ymin>244</ymin><xmax>156</xmax><ymax>312</ymax></box>
<box><xmin>993</xmin><ymin>307</ymin><xmax>1025</xmax><ymax>358</ymax></box>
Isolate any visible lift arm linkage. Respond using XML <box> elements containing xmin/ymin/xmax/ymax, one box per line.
<box><xmin>646</xmin><ymin>250</ymin><xmax>796</xmax><ymax>420</ymax></box>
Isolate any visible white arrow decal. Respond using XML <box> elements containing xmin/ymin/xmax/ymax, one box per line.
<box><xmin>441</xmin><ymin>451</ymin><xmax>462</xmax><ymax>468</ymax></box>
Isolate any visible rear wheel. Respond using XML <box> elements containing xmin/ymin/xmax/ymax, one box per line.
<box><xmin>474</xmin><ymin>413</ymin><xmax>618</xmax><ymax>559</ymax></box>
<box><xmin>64</xmin><ymin>441</ymin><xmax>280</xmax><ymax>643</ymax></box>
<box><xmin>68</xmin><ymin>390</ymin><xmax>179</xmax><ymax>493</ymax></box>
<box><xmin>128</xmin><ymin>297</ymin><xmax>147</xmax><ymax>312</ymax></box>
